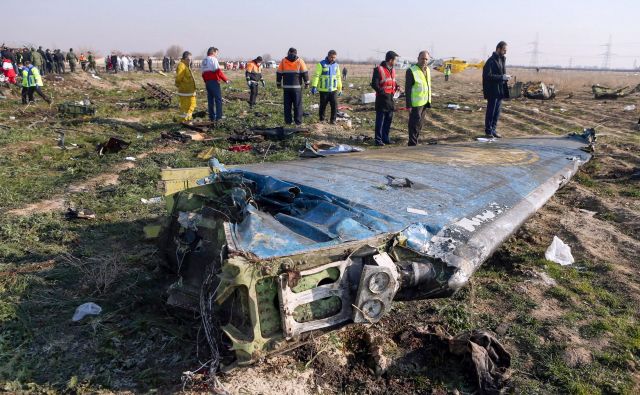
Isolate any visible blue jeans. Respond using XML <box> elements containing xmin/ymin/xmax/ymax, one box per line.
<box><xmin>206</xmin><ymin>80</ymin><xmax>223</xmax><ymax>120</ymax></box>
<box><xmin>375</xmin><ymin>110</ymin><xmax>394</xmax><ymax>144</ymax></box>
<box><xmin>485</xmin><ymin>97</ymin><xmax>502</xmax><ymax>135</ymax></box>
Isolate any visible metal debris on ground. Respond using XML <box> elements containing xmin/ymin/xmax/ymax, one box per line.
<box><xmin>96</xmin><ymin>137</ymin><xmax>130</xmax><ymax>155</ymax></box>
<box><xmin>523</xmin><ymin>81</ymin><xmax>556</xmax><ymax>100</ymax></box>
<box><xmin>623</xmin><ymin>104</ymin><xmax>636</xmax><ymax>111</ymax></box>
<box><xmin>57</xmin><ymin>101</ymin><xmax>96</xmax><ymax>117</ymax></box>
<box><xmin>151</xmin><ymin>134</ymin><xmax>593</xmax><ymax>370</ymax></box>
<box><xmin>299</xmin><ymin>141</ymin><xmax>364</xmax><ymax>158</ymax></box>
<box><xmin>141</xmin><ymin>82</ymin><xmax>172</xmax><ymax>107</ymax></box>
<box><xmin>592</xmin><ymin>84</ymin><xmax>640</xmax><ymax>99</ymax></box>
<box><xmin>508</xmin><ymin>80</ymin><xmax>523</xmax><ymax>98</ymax></box>
<box><xmin>251</xmin><ymin>126</ymin><xmax>308</xmax><ymax>140</ymax></box>
<box><xmin>425</xmin><ymin>327</ymin><xmax>511</xmax><ymax>393</ymax></box>
<box><xmin>181</xmin><ymin>121</ymin><xmax>215</xmax><ymax>133</ymax></box>
<box><xmin>66</xmin><ymin>207</ymin><xmax>96</xmax><ymax>220</ymax></box>
<box><xmin>161</xmin><ymin>130</ymin><xmax>207</xmax><ymax>143</ymax></box>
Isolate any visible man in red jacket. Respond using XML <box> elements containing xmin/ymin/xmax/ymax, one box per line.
<box><xmin>201</xmin><ymin>47</ymin><xmax>231</xmax><ymax>121</ymax></box>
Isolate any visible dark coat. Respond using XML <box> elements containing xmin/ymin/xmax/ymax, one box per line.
<box><xmin>371</xmin><ymin>61</ymin><xmax>396</xmax><ymax>112</ymax></box>
<box><xmin>482</xmin><ymin>52</ymin><xmax>509</xmax><ymax>99</ymax></box>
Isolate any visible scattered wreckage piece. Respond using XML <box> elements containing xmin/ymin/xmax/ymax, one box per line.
<box><xmin>592</xmin><ymin>83</ymin><xmax>640</xmax><ymax>100</ymax></box>
<box><xmin>96</xmin><ymin>137</ymin><xmax>129</xmax><ymax>155</ymax></box>
<box><xmin>57</xmin><ymin>101</ymin><xmax>96</xmax><ymax>117</ymax></box>
<box><xmin>299</xmin><ymin>141</ymin><xmax>365</xmax><ymax>158</ymax></box>
<box><xmin>150</xmin><ymin>134</ymin><xmax>594</xmax><ymax>369</ymax></box>
<box><xmin>250</xmin><ymin>126</ymin><xmax>308</xmax><ymax>141</ymax></box>
<box><xmin>523</xmin><ymin>81</ymin><xmax>556</xmax><ymax>100</ymax></box>
<box><xmin>66</xmin><ymin>207</ymin><xmax>96</xmax><ymax>220</ymax></box>
<box><xmin>181</xmin><ymin>121</ymin><xmax>215</xmax><ymax>133</ymax></box>
<box><xmin>161</xmin><ymin>130</ymin><xmax>207</xmax><ymax>143</ymax></box>
<box><xmin>141</xmin><ymin>83</ymin><xmax>172</xmax><ymax>107</ymax></box>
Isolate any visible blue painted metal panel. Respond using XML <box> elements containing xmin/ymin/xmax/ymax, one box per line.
<box><xmin>227</xmin><ymin>136</ymin><xmax>591</xmax><ymax>263</ymax></box>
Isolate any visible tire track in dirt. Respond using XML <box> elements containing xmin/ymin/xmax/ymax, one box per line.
<box><xmin>504</xmin><ymin>106</ymin><xmax>572</xmax><ymax>134</ymax></box>
<box><xmin>430</xmin><ymin>109</ymin><xmax>479</xmax><ymax>136</ymax></box>
<box><xmin>498</xmin><ymin>112</ymin><xmax>552</xmax><ymax>136</ymax></box>
<box><xmin>3</xmin><ymin>145</ymin><xmax>179</xmax><ymax>217</ymax></box>
<box><xmin>511</xmin><ymin>105</ymin><xmax>625</xmax><ymax>138</ymax></box>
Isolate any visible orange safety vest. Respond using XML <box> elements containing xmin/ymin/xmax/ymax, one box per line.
<box><xmin>246</xmin><ymin>61</ymin><xmax>261</xmax><ymax>73</ymax></box>
<box><xmin>377</xmin><ymin>65</ymin><xmax>396</xmax><ymax>94</ymax></box>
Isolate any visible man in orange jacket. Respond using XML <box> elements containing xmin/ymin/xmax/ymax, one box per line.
<box><xmin>276</xmin><ymin>48</ymin><xmax>309</xmax><ymax>125</ymax></box>
<box><xmin>245</xmin><ymin>56</ymin><xmax>265</xmax><ymax>108</ymax></box>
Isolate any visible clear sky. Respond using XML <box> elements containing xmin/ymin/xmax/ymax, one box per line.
<box><xmin>4</xmin><ymin>0</ymin><xmax>639</xmax><ymax>68</ymax></box>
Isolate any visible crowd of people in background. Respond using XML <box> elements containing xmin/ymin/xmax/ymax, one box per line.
<box><xmin>104</xmin><ymin>54</ymin><xmax>177</xmax><ymax>73</ymax></box>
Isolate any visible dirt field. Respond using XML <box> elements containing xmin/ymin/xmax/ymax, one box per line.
<box><xmin>0</xmin><ymin>64</ymin><xmax>639</xmax><ymax>394</ymax></box>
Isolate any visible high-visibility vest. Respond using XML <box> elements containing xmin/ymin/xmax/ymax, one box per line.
<box><xmin>21</xmin><ymin>66</ymin><xmax>42</xmax><ymax>88</ymax></box>
<box><xmin>313</xmin><ymin>59</ymin><xmax>341</xmax><ymax>92</ymax></box>
<box><xmin>409</xmin><ymin>65</ymin><xmax>431</xmax><ymax>107</ymax></box>
<box><xmin>377</xmin><ymin>65</ymin><xmax>396</xmax><ymax>94</ymax></box>
<box><xmin>277</xmin><ymin>57</ymin><xmax>308</xmax><ymax>89</ymax></box>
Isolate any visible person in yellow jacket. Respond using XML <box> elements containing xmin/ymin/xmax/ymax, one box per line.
<box><xmin>310</xmin><ymin>50</ymin><xmax>342</xmax><ymax>124</ymax></box>
<box><xmin>20</xmin><ymin>60</ymin><xmax>51</xmax><ymax>104</ymax></box>
<box><xmin>174</xmin><ymin>51</ymin><xmax>196</xmax><ymax>123</ymax></box>
<box><xmin>404</xmin><ymin>51</ymin><xmax>432</xmax><ymax>146</ymax></box>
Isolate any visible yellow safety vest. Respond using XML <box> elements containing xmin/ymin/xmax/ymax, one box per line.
<box><xmin>410</xmin><ymin>65</ymin><xmax>431</xmax><ymax>107</ymax></box>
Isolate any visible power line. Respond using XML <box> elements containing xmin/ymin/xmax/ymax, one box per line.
<box><xmin>528</xmin><ymin>33</ymin><xmax>540</xmax><ymax>68</ymax></box>
<box><xmin>601</xmin><ymin>35</ymin><xmax>613</xmax><ymax>69</ymax></box>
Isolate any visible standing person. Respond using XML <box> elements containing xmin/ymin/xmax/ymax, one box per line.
<box><xmin>30</xmin><ymin>48</ymin><xmax>44</xmax><ymax>75</ymax></box>
<box><xmin>56</xmin><ymin>50</ymin><xmax>66</xmax><ymax>73</ymax></box>
<box><xmin>482</xmin><ymin>41</ymin><xmax>510</xmax><ymax>138</ymax></box>
<box><xmin>2</xmin><ymin>56</ymin><xmax>17</xmax><ymax>84</ymax></box>
<box><xmin>444</xmin><ymin>64</ymin><xmax>451</xmax><ymax>82</ymax></box>
<box><xmin>45</xmin><ymin>49</ymin><xmax>54</xmax><ymax>74</ymax></box>
<box><xmin>37</xmin><ymin>46</ymin><xmax>47</xmax><ymax>75</ymax></box>
<box><xmin>276</xmin><ymin>48</ymin><xmax>309</xmax><ymax>125</ymax></box>
<box><xmin>342</xmin><ymin>66</ymin><xmax>348</xmax><ymax>81</ymax></box>
<box><xmin>2</xmin><ymin>47</ymin><xmax>17</xmax><ymax>74</ymax></box>
<box><xmin>128</xmin><ymin>56</ymin><xmax>134</xmax><ymax>73</ymax></box>
<box><xmin>175</xmin><ymin>51</ymin><xmax>197</xmax><ymax>123</ymax></box>
<box><xmin>20</xmin><ymin>60</ymin><xmax>51</xmax><ymax>104</ymax></box>
<box><xmin>66</xmin><ymin>48</ymin><xmax>78</xmax><ymax>72</ymax></box>
<box><xmin>245</xmin><ymin>56</ymin><xmax>264</xmax><ymax>108</ymax></box>
<box><xmin>162</xmin><ymin>56</ymin><xmax>169</xmax><ymax>72</ymax></box>
<box><xmin>110</xmin><ymin>53</ymin><xmax>118</xmax><ymax>73</ymax></box>
<box><xmin>371</xmin><ymin>51</ymin><xmax>400</xmax><ymax>146</ymax></box>
<box><xmin>311</xmin><ymin>50</ymin><xmax>342</xmax><ymax>124</ymax></box>
<box><xmin>169</xmin><ymin>57</ymin><xmax>176</xmax><ymax>71</ymax></box>
<box><xmin>79</xmin><ymin>53</ymin><xmax>87</xmax><ymax>71</ymax></box>
<box><xmin>122</xmin><ymin>55</ymin><xmax>129</xmax><ymax>72</ymax></box>
<box><xmin>138</xmin><ymin>56</ymin><xmax>144</xmax><ymax>71</ymax></box>
<box><xmin>201</xmin><ymin>47</ymin><xmax>230</xmax><ymax>121</ymax></box>
<box><xmin>405</xmin><ymin>51</ymin><xmax>432</xmax><ymax>146</ymax></box>
<box><xmin>117</xmin><ymin>55</ymin><xmax>124</xmax><ymax>72</ymax></box>
<box><xmin>87</xmin><ymin>51</ymin><xmax>96</xmax><ymax>73</ymax></box>
<box><xmin>147</xmin><ymin>57</ymin><xmax>153</xmax><ymax>72</ymax></box>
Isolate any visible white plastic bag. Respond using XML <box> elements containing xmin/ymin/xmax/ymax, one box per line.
<box><xmin>72</xmin><ymin>302</ymin><xmax>102</xmax><ymax>321</ymax></box>
<box><xmin>545</xmin><ymin>236</ymin><xmax>574</xmax><ymax>266</ymax></box>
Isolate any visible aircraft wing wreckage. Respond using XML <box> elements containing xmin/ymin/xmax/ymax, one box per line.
<box><xmin>150</xmin><ymin>134</ymin><xmax>594</xmax><ymax>369</ymax></box>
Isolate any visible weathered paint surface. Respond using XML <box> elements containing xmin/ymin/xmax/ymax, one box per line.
<box><xmin>232</xmin><ymin>137</ymin><xmax>589</xmax><ymax>248</ymax></box>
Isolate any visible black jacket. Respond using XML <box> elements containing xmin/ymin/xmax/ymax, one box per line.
<box><xmin>482</xmin><ymin>52</ymin><xmax>509</xmax><ymax>99</ymax></box>
<box><xmin>371</xmin><ymin>61</ymin><xmax>396</xmax><ymax>112</ymax></box>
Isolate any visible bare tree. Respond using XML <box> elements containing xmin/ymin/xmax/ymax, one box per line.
<box><xmin>152</xmin><ymin>50</ymin><xmax>164</xmax><ymax>58</ymax></box>
<box><xmin>262</xmin><ymin>53</ymin><xmax>272</xmax><ymax>62</ymax></box>
<box><xmin>166</xmin><ymin>45</ymin><xmax>184</xmax><ymax>59</ymax></box>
